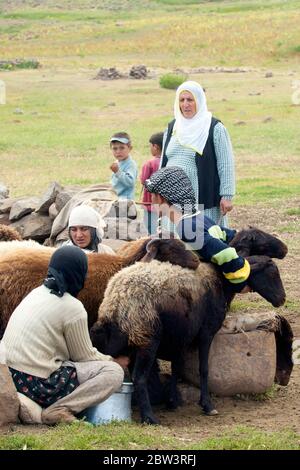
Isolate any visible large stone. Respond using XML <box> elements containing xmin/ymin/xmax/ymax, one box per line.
<box><xmin>0</xmin><ymin>364</ymin><xmax>19</xmax><ymax>425</ymax></box>
<box><xmin>11</xmin><ymin>212</ymin><xmax>52</xmax><ymax>242</ymax></box>
<box><xmin>106</xmin><ymin>199</ymin><xmax>137</xmax><ymax>220</ymax></box>
<box><xmin>9</xmin><ymin>197</ymin><xmax>40</xmax><ymax>222</ymax></box>
<box><xmin>102</xmin><ymin>238</ymin><xmax>128</xmax><ymax>252</ymax></box>
<box><xmin>48</xmin><ymin>202</ymin><xmax>58</xmax><ymax>220</ymax></box>
<box><xmin>0</xmin><ymin>183</ymin><xmax>9</xmax><ymax>199</ymax></box>
<box><xmin>0</xmin><ymin>213</ymin><xmax>10</xmax><ymax>226</ymax></box>
<box><xmin>182</xmin><ymin>330</ymin><xmax>276</xmax><ymax>396</ymax></box>
<box><xmin>0</xmin><ymin>197</ymin><xmax>17</xmax><ymax>214</ymax></box>
<box><xmin>35</xmin><ymin>181</ymin><xmax>63</xmax><ymax>214</ymax></box>
<box><xmin>104</xmin><ymin>217</ymin><xmax>131</xmax><ymax>240</ymax></box>
<box><xmin>55</xmin><ymin>187</ymin><xmax>80</xmax><ymax>213</ymax></box>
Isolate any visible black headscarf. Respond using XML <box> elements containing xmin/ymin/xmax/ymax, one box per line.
<box><xmin>44</xmin><ymin>246</ymin><xmax>88</xmax><ymax>298</ymax></box>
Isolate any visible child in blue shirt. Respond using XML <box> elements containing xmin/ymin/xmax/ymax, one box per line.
<box><xmin>109</xmin><ymin>132</ymin><xmax>138</xmax><ymax>200</ymax></box>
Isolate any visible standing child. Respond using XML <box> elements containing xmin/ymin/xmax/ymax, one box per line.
<box><xmin>140</xmin><ymin>132</ymin><xmax>163</xmax><ymax>234</ymax></box>
<box><xmin>109</xmin><ymin>132</ymin><xmax>137</xmax><ymax>200</ymax></box>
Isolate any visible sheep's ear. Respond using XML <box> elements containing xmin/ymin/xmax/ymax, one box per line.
<box><xmin>141</xmin><ymin>240</ymin><xmax>158</xmax><ymax>262</ymax></box>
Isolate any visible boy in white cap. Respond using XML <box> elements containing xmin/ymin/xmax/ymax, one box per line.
<box><xmin>66</xmin><ymin>205</ymin><xmax>115</xmax><ymax>254</ymax></box>
<box><xmin>109</xmin><ymin>131</ymin><xmax>138</xmax><ymax>200</ymax></box>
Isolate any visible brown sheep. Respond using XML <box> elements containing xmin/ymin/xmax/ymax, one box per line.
<box><xmin>0</xmin><ymin>224</ymin><xmax>22</xmax><ymax>242</ymax></box>
<box><xmin>0</xmin><ymin>238</ymin><xmax>199</xmax><ymax>338</ymax></box>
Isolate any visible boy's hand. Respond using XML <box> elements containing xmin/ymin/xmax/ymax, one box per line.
<box><xmin>110</xmin><ymin>162</ymin><xmax>119</xmax><ymax>173</ymax></box>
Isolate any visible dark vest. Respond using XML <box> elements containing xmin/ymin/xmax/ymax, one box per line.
<box><xmin>161</xmin><ymin>117</ymin><xmax>221</xmax><ymax>210</ymax></box>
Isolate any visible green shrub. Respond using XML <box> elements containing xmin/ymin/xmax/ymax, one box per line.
<box><xmin>0</xmin><ymin>59</ymin><xmax>40</xmax><ymax>70</ymax></box>
<box><xmin>159</xmin><ymin>73</ymin><xmax>187</xmax><ymax>90</ymax></box>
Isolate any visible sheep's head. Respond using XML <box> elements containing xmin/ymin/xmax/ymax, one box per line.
<box><xmin>90</xmin><ymin>321</ymin><xmax>130</xmax><ymax>357</ymax></box>
<box><xmin>141</xmin><ymin>238</ymin><xmax>199</xmax><ymax>270</ymax></box>
<box><xmin>231</xmin><ymin>227</ymin><xmax>288</xmax><ymax>259</ymax></box>
<box><xmin>246</xmin><ymin>255</ymin><xmax>286</xmax><ymax>307</ymax></box>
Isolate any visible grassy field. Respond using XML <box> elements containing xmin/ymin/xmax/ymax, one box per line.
<box><xmin>0</xmin><ymin>0</ymin><xmax>299</xmax><ymax>451</ymax></box>
<box><xmin>0</xmin><ymin>421</ymin><xmax>299</xmax><ymax>450</ymax></box>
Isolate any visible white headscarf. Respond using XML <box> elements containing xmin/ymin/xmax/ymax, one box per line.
<box><xmin>173</xmin><ymin>81</ymin><xmax>212</xmax><ymax>155</ymax></box>
<box><xmin>68</xmin><ymin>205</ymin><xmax>106</xmax><ymax>240</ymax></box>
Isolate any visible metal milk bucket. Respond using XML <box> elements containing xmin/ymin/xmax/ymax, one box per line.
<box><xmin>81</xmin><ymin>382</ymin><xmax>133</xmax><ymax>425</ymax></box>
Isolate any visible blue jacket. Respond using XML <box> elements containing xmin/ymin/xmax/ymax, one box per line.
<box><xmin>176</xmin><ymin>212</ymin><xmax>250</xmax><ymax>291</ymax></box>
<box><xmin>111</xmin><ymin>157</ymin><xmax>138</xmax><ymax>200</ymax></box>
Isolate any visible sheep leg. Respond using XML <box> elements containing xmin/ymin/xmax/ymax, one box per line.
<box><xmin>132</xmin><ymin>332</ymin><xmax>161</xmax><ymax>425</ymax></box>
<box><xmin>165</xmin><ymin>357</ymin><xmax>183</xmax><ymax>410</ymax></box>
<box><xmin>198</xmin><ymin>333</ymin><xmax>218</xmax><ymax>416</ymax></box>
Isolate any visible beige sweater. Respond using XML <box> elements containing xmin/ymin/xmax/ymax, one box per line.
<box><xmin>3</xmin><ymin>285</ymin><xmax>112</xmax><ymax>378</ymax></box>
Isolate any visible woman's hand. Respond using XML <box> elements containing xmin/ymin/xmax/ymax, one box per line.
<box><xmin>113</xmin><ymin>356</ymin><xmax>130</xmax><ymax>369</ymax></box>
<box><xmin>220</xmin><ymin>197</ymin><xmax>233</xmax><ymax>215</ymax></box>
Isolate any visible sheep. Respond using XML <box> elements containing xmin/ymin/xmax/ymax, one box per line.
<box><xmin>0</xmin><ymin>224</ymin><xmax>22</xmax><ymax>242</ymax></box>
<box><xmin>90</xmin><ymin>254</ymin><xmax>288</xmax><ymax>425</ymax></box>
<box><xmin>229</xmin><ymin>226</ymin><xmax>288</xmax><ymax>259</ymax></box>
<box><xmin>0</xmin><ymin>226</ymin><xmax>286</xmax><ymax>338</ymax></box>
<box><xmin>0</xmin><ymin>239</ymin><xmax>53</xmax><ymax>258</ymax></box>
<box><xmin>0</xmin><ymin>238</ymin><xmax>199</xmax><ymax>338</ymax></box>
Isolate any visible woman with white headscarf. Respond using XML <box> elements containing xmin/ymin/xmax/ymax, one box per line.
<box><xmin>65</xmin><ymin>205</ymin><xmax>115</xmax><ymax>255</ymax></box>
<box><xmin>160</xmin><ymin>81</ymin><xmax>235</xmax><ymax>227</ymax></box>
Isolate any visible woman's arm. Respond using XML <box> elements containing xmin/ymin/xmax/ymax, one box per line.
<box><xmin>213</xmin><ymin>122</ymin><xmax>236</xmax><ymax>214</ymax></box>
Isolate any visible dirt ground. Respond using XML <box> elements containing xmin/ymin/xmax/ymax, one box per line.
<box><xmin>149</xmin><ymin>201</ymin><xmax>300</xmax><ymax>438</ymax></box>
<box><xmin>1</xmin><ymin>203</ymin><xmax>299</xmax><ymax>442</ymax></box>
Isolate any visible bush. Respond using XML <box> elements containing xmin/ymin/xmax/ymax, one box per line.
<box><xmin>0</xmin><ymin>59</ymin><xmax>40</xmax><ymax>71</ymax></box>
<box><xmin>159</xmin><ymin>73</ymin><xmax>187</xmax><ymax>90</ymax></box>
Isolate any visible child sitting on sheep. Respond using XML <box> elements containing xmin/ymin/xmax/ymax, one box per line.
<box><xmin>144</xmin><ymin>166</ymin><xmax>250</xmax><ymax>293</ymax></box>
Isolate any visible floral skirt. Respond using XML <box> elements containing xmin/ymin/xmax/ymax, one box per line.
<box><xmin>9</xmin><ymin>366</ymin><xmax>79</xmax><ymax>408</ymax></box>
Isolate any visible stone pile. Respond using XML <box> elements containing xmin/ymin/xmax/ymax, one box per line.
<box><xmin>0</xmin><ymin>181</ymin><xmax>147</xmax><ymax>249</ymax></box>
<box><xmin>129</xmin><ymin>65</ymin><xmax>148</xmax><ymax>79</ymax></box>
<box><xmin>94</xmin><ymin>67</ymin><xmax>124</xmax><ymax>80</ymax></box>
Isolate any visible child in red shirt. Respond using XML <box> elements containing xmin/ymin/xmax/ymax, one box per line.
<box><xmin>140</xmin><ymin>132</ymin><xmax>163</xmax><ymax>234</ymax></box>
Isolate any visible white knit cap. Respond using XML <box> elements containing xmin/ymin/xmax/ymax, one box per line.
<box><xmin>68</xmin><ymin>205</ymin><xmax>106</xmax><ymax>240</ymax></box>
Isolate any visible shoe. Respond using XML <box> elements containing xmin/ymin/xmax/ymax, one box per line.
<box><xmin>41</xmin><ymin>406</ymin><xmax>77</xmax><ymax>425</ymax></box>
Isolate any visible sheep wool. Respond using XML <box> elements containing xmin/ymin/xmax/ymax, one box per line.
<box><xmin>98</xmin><ymin>260</ymin><xmax>218</xmax><ymax>347</ymax></box>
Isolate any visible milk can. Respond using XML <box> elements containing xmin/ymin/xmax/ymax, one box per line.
<box><xmin>81</xmin><ymin>382</ymin><xmax>133</xmax><ymax>425</ymax></box>
<box><xmin>0</xmin><ymin>80</ymin><xmax>6</xmax><ymax>105</ymax></box>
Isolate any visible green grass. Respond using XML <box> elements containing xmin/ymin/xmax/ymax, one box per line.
<box><xmin>0</xmin><ymin>422</ymin><xmax>298</xmax><ymax>450</ymax></box>
<box><xmin>191</xmin><ymin>426</ymin><xmax>300</xmax><ymax>450</ymax></box>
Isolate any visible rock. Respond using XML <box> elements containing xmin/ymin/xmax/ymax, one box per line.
<box><xmin>129</xmin><ymin>65</ymin><xmax>148</xmax><ymax>79</ymax></box>
<box><xmin>265</xmin><ymin>71</ymin><xmax>273</xmax><ymax>78</ymax></box>
<box><xmin>234</xmin><ymin>120</ymin><xmax>246</xmax><ymax>126</ymax></box>
<box><xmin>13</xmin><ymin>108</ymin><xmax>24</xmax><ymax>115</ymax></box>
<box><xmin>0</xmin><ymin>364</ymin><xmax>19</xmax><ymax>426</ymax></box>
<box><xmin>48</xmin><ymin>202</ymin><xmax>58</xmax><ymax>220</ymax></box>
<box><xmin>102</xmin><ymin>238</ymin><xmax>128</xmax><ymax>252</ymax></box>
<box><xmin>182</xmin><ymin>330</ymin><xmax>276</xmax><ymax>396</ymax></box>
<box><xmin>55</xmin><ymin>187</ymin><xmax>79</xmax><ymax>213</ymax></box>
<box><xmin>106</xmin><ymin>199</ymin><xmax>137</xmax><ymax>220</ymax></box>
<box><xmin>0</xmin><ymin>214</ymin><xmax>10</xmax><ymax>225</ymax></box>
<box><xmin>35</xmin><ymin>181</ymin><xmax>63</xmax><ymax>214</ymax></box>
<box><xmin>104</xmin><ymin>217</ymin><xmax>132</xmax><ymax>240</ymax></box>
<box><xmin>94</xmin><ymin>67</ymin><xmax>123</xmax><ymax>80</ymax></box>
<box><xmin>9</xmin><ymin>197</ymin><xmax>40</xmax><ymax>222</ymax></box>
<box><xmin>11</xmin><ymin>212</ymin><xmax>52</xmax><ymax>242</ymax></box>
<box><xmin>263</xmin><ymin>116</ymin><xmax>273</xmax><ymax>123</ymax></box>
<box><xmin>0</xmin><ymin>197</ymin><xmax>17</xmax><ymax>214</ymax></box>
<box><xmin>0</xmin><ymin>183</ymin><xmax>9</xmax><ymax>199</ymax></box>
<box><xmin>248</xmin><ymin>92</ymin><xmax>261</xmax><ymax>96</ymax></box>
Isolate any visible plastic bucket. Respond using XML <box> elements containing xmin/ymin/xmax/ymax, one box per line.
<box><xmin>81</xmin><ymin>382</ymin><xmax>133</xmax><ymax>425</ymax></box>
